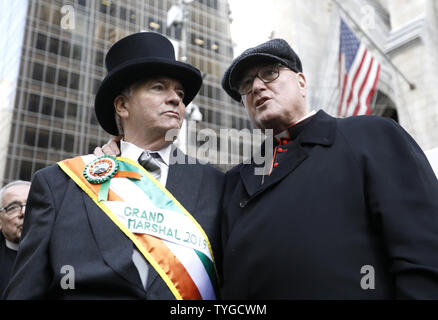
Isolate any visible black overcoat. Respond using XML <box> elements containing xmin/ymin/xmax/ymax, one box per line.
<box><xmin>221</xmin><ymin>110</ymin><xmax>438</xmax><ymax>299</ymax></box>
<box><xmin>4</xmin><ymin>151</ymin><xmax>224</xmax><ymax>299</ymax></box>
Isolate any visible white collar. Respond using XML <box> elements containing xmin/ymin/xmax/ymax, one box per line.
<box><xmin>120</xmin><ymin>140</ymin><xmax>171</xmax><ymax>166</ymax></box>
<box><xmin>5</xmin><ymin>239</ymin><xmax>19</xmax><ymax>251</ymax></box>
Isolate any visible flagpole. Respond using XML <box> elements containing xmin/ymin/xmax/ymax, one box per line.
<box><xmin>333</xmin><ymin>0</ymin><xmax>416</xmax><ymax>90</ymax></box>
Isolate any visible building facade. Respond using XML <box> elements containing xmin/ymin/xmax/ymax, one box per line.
<box><xmin>266</xmin><ymin>0</ymin><xmax>438</xmax><ymax>152</ymax></box>
<box><xmin>0</xmin><ymin>0</ymin><xmax>250</xmax><ymax>185</ymax></box>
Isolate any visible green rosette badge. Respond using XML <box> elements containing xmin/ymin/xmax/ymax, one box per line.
<box><xmin>84</xmin><ymin>155</ymin><xmax>118</xmax><ymax>201</ymax></box>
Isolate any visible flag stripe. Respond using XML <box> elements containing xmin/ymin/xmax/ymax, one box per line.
<box><xmin>344</xmin><ymin>47</ymin><xmax>368</xmax><ymax>114</ymax></box>
<box><xmin>365</xmin><ymin>64</ymin><xmax>381</xmax><ymax>114</ymax></box>
<box><xmin>344</xmin><ymin>50</ymin><xmax>372</xmax><ymax>117</ymax></box>
<box><xmin>338</xmin><ymin>18</ymin><xmax>380</xmax><ymax>117</ymax></box>
<box><xmin>352</xmin><ymin>57</ymin><xmax>375</xmax><ymax>116</ymax></box>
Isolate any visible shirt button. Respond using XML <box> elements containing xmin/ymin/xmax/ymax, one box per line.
<box><xmin>239</xmin><ymin>199</ymin><xmax>247</xmax><ymax>208</ymax></box>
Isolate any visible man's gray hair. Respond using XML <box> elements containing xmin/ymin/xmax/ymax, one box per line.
<box><xmin>0</xmin><ymin>180</ymin><xmax>31</xmax><ymax>204</ymax></box>
<box><xmin>114</xmin><ymin>80</ymin><xmax>146</xmax><ymax>136</ymax></box>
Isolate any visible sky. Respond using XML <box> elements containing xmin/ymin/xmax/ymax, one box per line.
<box><xmin>227</xmin><ymin>0</ymin><xmax>276</xmax><ymax>57</ymax></box>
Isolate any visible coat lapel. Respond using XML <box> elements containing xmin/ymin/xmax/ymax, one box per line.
<box><xmin>83</xmin><ymin>192</ymin><xmax>145</xmax><ymax>291</ymax></box>
<box><xmin>240</xmin><ymin>110</ymin><xmax>336</xmax><ymax>200</ymax></box>
<box><xmin>240</xmin><ymin>141</ymin><xmax>308</xmax><ymax>198</ymax></box>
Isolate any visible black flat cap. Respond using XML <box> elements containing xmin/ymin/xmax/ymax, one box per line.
<box><xmin>222</xmin><ymin>38</ymin><xmax>303</xmax><ymax>102</ymax></box>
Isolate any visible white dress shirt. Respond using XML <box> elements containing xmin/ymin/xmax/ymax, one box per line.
<box><xmin>120</xmin><ymin>140</ymin><xmax>171</xmax><ymax>186</ymax></box>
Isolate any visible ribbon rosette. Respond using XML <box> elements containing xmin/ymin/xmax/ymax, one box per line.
<box><xmin>84</xmin><ymin>155</ymin><xmax>142</xmax><ymax>201</ymax></box>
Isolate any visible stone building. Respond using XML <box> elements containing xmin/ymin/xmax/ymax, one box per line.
<box><xmin>255</xmin><ymin>0</ymin><xmax>438</xmax><ymax>151</ymax></box>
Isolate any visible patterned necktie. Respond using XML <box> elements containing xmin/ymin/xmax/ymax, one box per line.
<box><xmin>138</xmin><ymin>151</ymin><xmax>161</xmax><ymax>181</ymax></box>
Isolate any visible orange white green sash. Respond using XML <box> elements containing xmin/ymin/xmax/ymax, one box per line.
<box><xmin>58</xmin><ymin>154</ymin><xmax>218</xmax><ymax>300</ymax></box>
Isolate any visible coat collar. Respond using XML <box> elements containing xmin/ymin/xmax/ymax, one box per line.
<box><xmin>240</xmin><ymin>109</ymin><xmax>336</xmax><ymax>198</ymax></box>
<box><xmin>298</xmin><ymin>110</ymin><xmax>336</xmax><ymax>147</ymax></box>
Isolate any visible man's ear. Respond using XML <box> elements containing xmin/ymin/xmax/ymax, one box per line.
<box><xmin>240</xmin><ymin>95</ymin><xmax>247</xmax><ymax>108</ymax></box>
<box><xmin>114</xmin><ymin>95</ymin><xmax>129</xmax><ymax>119</ymax></box>
<box><xmin>297</xmin><ymin>72</ymin><xmax>307</xmax><ymax>98</ymax></box>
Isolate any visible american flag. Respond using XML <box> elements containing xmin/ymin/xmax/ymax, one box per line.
<box><xmin>338</xmin><ymin>19</ymin><xmax>380</xmax><ymax>117</ymax></box>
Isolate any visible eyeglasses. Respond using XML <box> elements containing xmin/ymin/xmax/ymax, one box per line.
<box><xmin>0</xmin><ymin>202</ymin><xmax>26</xmax><ymax>216</ymax></box>
<box><xmin>234</xmin><ymin>64</ymin><xmax>284</xmax><ymax>95</ymax></box>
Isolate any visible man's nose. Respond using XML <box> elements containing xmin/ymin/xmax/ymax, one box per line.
<box><xmin>19</xmin><ymin>205</ymin><xmax>26</xmax><ymax>217</ymax></box>
<box><xmin>166</xmin><ymin>90</ymin><xmax>183</xmax><ymax>106</ymax></box>
<box><xmin>251</xmin><ymin>76</ymin><xmax>267</xmax><ymax>94</ymax></box>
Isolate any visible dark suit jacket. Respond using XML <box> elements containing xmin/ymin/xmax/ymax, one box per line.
<box><xmin>221</xmin><ymin>110</ymin><xmax>438</xmax><ymax>299</ymax></box>
<box><xmin>0</xmin><ymin>233</ymin><xmax>17</xmax><ymax>296</ymax></box>
<box><xmin>4</xmin><ymin>151</ymin><xmax>224</xmax><ymax>299</ymax></box>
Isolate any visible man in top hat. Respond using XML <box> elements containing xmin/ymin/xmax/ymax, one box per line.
<box><xmin>220</xmin><ymin>38</ymin><xmax>438</xmax><ymax>299</ymax></box>
<box><xmin>4</xmin><ymin>32</ymin><xmax>224</xmax><ymax>300</ymax></box>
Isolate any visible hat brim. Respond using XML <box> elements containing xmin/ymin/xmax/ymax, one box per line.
<box><xmin>95</xmin><ymin>58</ymin><xmax>202</xmax><ymax>135</ymax></box>
<box><xmin>222</xmin><ymin>54</ymin><xmax>296</xmax><ymax>103</ymax></box>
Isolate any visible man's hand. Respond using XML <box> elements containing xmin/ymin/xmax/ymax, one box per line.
<box><xmin>93</xmin><ymin>136</ymin><xmax>122</xmax><ymax>157</ymax></box>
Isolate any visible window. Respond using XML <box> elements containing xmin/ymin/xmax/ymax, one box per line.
<box><xmin>109</xmin><ymin>2</ymin><xmax>117</xmax><ymax>17</ymax></box>
<box><xmin>36</xmin><ymin>33</ymin><xmax>47</xmax><ymax>50</ymax></box>
<box><xmin>166</xmin><ymin>24</ymin><xmax>182</xmax><ymax>40</ymax></box>
<box><xmin>70</xmin><ymin>73</ymin><xmax>80</xmax><ymax>90</ymax></box>
<box><xmin>93</xmin><ymin>78</ymin><xmax>102</xmax><ymax>94</ymax></box>
<box><xmin>99</xmin><ymin>1</ymin><xmax>110</xmax><ymax>14</ymax></box>
<box><xmin>45</xmin><ymin>66</ymin><xmax>56</xmax><ymax>84</ymax></box>
<box><xmin>67</xmin><ymin>102</ymin><xmax>78</xmax><ymax>119</ymax></box>
<box><xmin>89</xmin><ymin>111</ymin><xmax>99</xmax><ymax>125</ymax></box>
<box><xmin>42</xmin><ymin>96</ymin><xmax>53</xmax><ymax>116</ymax></box>
<box><xmin>60</xmin><ymin>40</ymin><xmax>71</xmax><ymax>57</ymax></box>
<box><xmin>58</xmin><ymin>69</ymin><xmax>68</xmax><ymax>87</ymax></box>
<box><xmin>95</xmin><ymin>50</ymin><xmax>104</xmax><ymax>67</ymax></box>
<box><xmin>55</xmin><ymin>99</ymin><xmax>65</xmax><ymax>118</ymax></box>
<box><xmin>207</xmin><ymin>39</ymin><xmax>219</xmax><ymax>53</ymax></box>
<box><xmin>19</xmin><ymin>161</ymin><xmax>32</xmax><ymax>181</ymax></box>
<box><xmin>129</xmin><ymin>10</ymin><xmax>136</xmax><ymax>24</ymax></box>
<box><xmin>32</xmin><ymin>63</ymin><xmax>43</xmax><ymax>81</ymax></box>
<box><xmin>64</xmin><ymin>134</ymin><xmax>74</xmax><ymax>153</ymax></box>
<box><xmin>24</xmin><ymin>128</ymin><xmax>36</xmax><ymax>146</ymax></box>
<box><xmin>37</xmin><ymin>130</ymin><xmax>50</xmax><ymax>148</ymax></box>
<box><xmin>191</xmin><ymin>34</ymin><xmax>205</xmax><ymax>48</ymax></box>
<box><xmin>28</xmin><ymin>93</ymin><xmax>40</xmax><ymax>113</ymax></box>
<box><xmin>148</xmin><ymin>17</ymin><xmax>163</xmax><ymax>33</ymax></box>
<box><xmin>73</xmin><ymin>44</ymin><xmax>82</xmax><ymax>60</ymax></box>
<box><xmin>119</xmin><ymin>6</ymin><xmax>127</xmax><ymax>20</ymax></box>
<box><xmin>197</xmin><ymin>0</ymin><xmax>218</xmax><ymax>9</ymax></box>
<box><xmin>51</xmin><ymin>132</ymin><xmax>62</xmax><ymax>150</ymax></box>
<box><xmin>49</xmin><ymin>37</ymin><xmax>59</xmax><ymax>55</ymax></box>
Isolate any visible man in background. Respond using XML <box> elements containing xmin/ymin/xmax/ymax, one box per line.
<box><xmin>0</xmin><ymin>180</ymin><xmax>30</xmax><ymax>296</ymax></box>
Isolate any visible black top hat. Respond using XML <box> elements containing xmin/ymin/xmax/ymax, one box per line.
<box><xmin>221</xmin><ymin>38</ymin><xmax>302</xmax><ymax>102</ymax></box>
<box><xmin>95</xmin><ymin>32</ymin><xmax>202</xmax><ymax>135</ymax></box>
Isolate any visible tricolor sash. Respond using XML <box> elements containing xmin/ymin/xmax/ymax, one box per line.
<box><xmin>58</xmin><ymin>154</ymin><xmax>218</xmax><ymax>300</ymax></box>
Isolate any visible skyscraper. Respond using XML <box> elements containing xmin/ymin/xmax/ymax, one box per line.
<box><xmin>0</xmin><ymin>0</ymin><xmax>250</xmax><ymax>185</ymax></box>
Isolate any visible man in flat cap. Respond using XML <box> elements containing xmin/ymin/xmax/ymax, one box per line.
<box><xmin>4</xmin><ymin>32</ymin><xmax>223</xmax><ymax>300</ymax></box>
<box><xmin>220</xmin><ymin>38</ymin><xmax>438</xmax><ymax>299</ymax></box>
